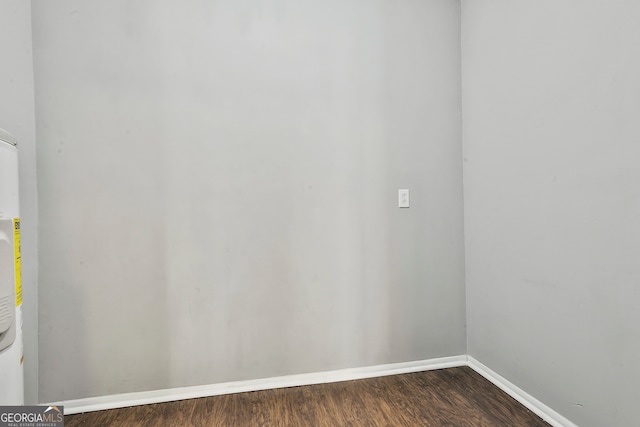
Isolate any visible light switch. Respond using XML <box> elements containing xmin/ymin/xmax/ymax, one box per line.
<box><xmin>398</xmin><ymin>189</ymin><xmax>410</xmax><ymax>208</ymax></box>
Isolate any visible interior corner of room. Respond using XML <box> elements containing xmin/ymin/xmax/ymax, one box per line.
<box><xmin>1</xmin><ymin>1</ymin><xmax>639</xmax><ymax>426</ymax></box>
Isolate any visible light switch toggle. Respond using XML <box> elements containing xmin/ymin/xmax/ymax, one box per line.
<box><xmin>398</xmin><ymin>189</ymin><xmax>410</xmax><ymax>208</ymax></box>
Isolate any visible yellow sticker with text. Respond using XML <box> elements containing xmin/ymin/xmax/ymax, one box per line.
<box><xmin>14</xmin><ymin>218</ymin><xmax>21</xmax><ymax>307</ymax></box>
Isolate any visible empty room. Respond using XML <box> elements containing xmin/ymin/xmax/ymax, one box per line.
<box><xmin>0</xmin><ymin>0</ymin><xmax>638</xmax><ymax>426</ymax></box>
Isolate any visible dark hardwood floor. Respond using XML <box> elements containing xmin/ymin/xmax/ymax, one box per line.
<box><xmin>65</xmin><ymin>367</ymin><xmax>549</xmax><ymax>426</ymax></box>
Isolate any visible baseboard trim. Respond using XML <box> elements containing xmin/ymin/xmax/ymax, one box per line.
<box><xmin>50</xmin><ymin>354</ymin><xmax>578</xmax><ymax>425</ymax></box>
<box><xmin>53</xmin><ymin>355</ymin><xmax>467</xmax><ymax>415</ymax></box>
<box><xmin>467</xmin><ymin>356</ymin><xmax>577</xmax><ymax>427</ymax></box>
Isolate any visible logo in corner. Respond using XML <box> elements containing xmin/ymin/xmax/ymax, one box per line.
<box><xmin>0</xmin><ymin>405</ymin><xmax>64</xmax><ymax>426</ymax></box>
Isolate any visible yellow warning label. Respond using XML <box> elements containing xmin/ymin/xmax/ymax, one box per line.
<box><xmin>14</xmin><ymin>218</ymin><xmax>21</xmax><ymax>307</ymax></box>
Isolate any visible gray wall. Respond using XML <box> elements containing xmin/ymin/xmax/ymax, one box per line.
<box><xmin>0</xmin><ymin>0</ymin><xmax>38</xmax><ymax>405</ymax></box>
<box><xmin>33</xmin><ymin>0</ymin><xmax>465</xmax><ymax>402</ymax></box>
<box><xmin>463</xmin><ymin>1</ymin><xmax>640</xmax><ymax>426</ymax></box>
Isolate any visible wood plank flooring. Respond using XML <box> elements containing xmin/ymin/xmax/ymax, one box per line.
<box><xmin>65</xmin><ymin>367</ymin><xmax>550</xmax><ymax>426</ymax></box>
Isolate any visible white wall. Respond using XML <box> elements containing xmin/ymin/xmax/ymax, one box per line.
<box><xmin>33</xmin><ymin>0</ymin><xmax>465</xmax><ymax>402</ymax></box>
<box><xmin>463</xmin><ymin>1</ymin><xmax>640</xmax><ymax>426</ymax></box>
<box><xmin>0</xmin><ymin>0</ymin><xmax>38</xmax><ymax>405</ymax></box>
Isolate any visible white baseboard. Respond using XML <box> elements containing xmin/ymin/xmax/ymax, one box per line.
<box><xmin>50</xmin><ymin>354</ymin><xmax>577</xmax><ymax>426</ymax></box>
<box><xmin>467</xmin><ymin>356</ymin><xmax>578</xmax><ymax>427</ymax></box>
<box><xmin>53</xmin><ymin>355</ymin><xmax>467</xmax><ymax>415</ymax></box>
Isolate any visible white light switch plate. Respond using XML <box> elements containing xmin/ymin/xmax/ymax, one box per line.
<box><xmin>398</xmin><ymin>189</ymin><xmax>410</xmax><ymax>208</ymax></box>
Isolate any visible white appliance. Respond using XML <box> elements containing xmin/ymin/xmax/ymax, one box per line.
<box><xmin>0</xmin><ymin>128</ymin><xmax>24</xmax><ymax>404</ymax></box>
